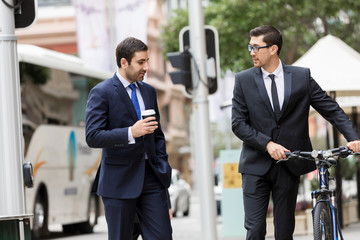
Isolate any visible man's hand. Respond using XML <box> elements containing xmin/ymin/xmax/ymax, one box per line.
<box><xmin>266</xmin><ymin>141</ymin><xmax>290</xmax><ymax>160</ymax></box>
<box><xmin>169</xmin><ymin>209</ymin><xmax>173</xmax><ymax>220</ymax></box>
<box><xmin>347</xmin><ymin>140</ymin><xmax>360</xmax><ymax>153</ymax></box>
<box><xmin>131</xmin><ymin>117</ymin><xmax>158</xmax><ymax>138</ymax></box>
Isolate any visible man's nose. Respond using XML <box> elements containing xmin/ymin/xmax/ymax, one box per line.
<box><xmin>143</xmin><ymin>62</ymin><xmax>149</xmax><ymax>71</ymax></box>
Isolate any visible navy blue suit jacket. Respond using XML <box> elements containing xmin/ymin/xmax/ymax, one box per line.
<box><xmin>85</xmin><ymin>73</ymin><xmax>171</xmax><ymax>199</ymax></box>
<box><xmin>232</xmin><ymin>64</ymin><xmax>359</xmax><ymax>176</ymax></box>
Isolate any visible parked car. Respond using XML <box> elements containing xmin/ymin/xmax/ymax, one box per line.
<box><xmin>169</xmin><ymin>169</ymin><xmax>191</xmax><ymax>217</ymax></box>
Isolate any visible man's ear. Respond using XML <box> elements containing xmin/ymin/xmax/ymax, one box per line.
<box><xmin>120</xmin><ymin>58</ymin><xmax>128</xmax><ymax>68</ymax></box>
<box><xmin>271</xmin><ymin>45</ymin><xmax>279</xmax><ymax>55</ymax></box>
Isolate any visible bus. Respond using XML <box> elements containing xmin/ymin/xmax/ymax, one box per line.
<box><xmin>18</xmin><ymin>44</ymin><xmax>112</xmax><ymax>239</ymax></box>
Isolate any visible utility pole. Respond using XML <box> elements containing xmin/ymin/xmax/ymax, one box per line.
<box><xmin>188</xmin><ymin>1</ymin><xmax>217</xmax><ymax>239</ymax></box>
<box><xmin>0</xmin><ymin>0</ymin><xmax>33</xmax><ymax>239</ymax></box>
<box><xmin>107</xmin><ymin>0</ymin><xmax>117</xmax><ymax>71</ymax></box>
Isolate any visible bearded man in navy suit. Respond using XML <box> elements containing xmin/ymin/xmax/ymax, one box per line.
<box><xmin>231</xmin><ymin>25</ymin><xmax>360</xmax><ymax>240</ymax></box>
<box><xmin>86</xmin><ymin>37</ymin><xmax>172</xmax><ymax>240</ymax></box>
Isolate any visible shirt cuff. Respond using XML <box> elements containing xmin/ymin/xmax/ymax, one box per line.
<box><xmin>128</xmin><ymin>127</ymin><xmax>135</xmax><ymax>144</ymax></box>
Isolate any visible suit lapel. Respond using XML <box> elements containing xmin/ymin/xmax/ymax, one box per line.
<box><xmin>137</xmin><ymin>82</ymin><xmax>151</xmax><ymax>110</ymax></box>
<box><xmin>280</xmin><ymin>64</ymin><xmax>292</xmax><ymax>119</ymax></box>
<box><xmin>112</xmin><ymin>74</ymin><xmax>139</xmax><ymax>122</ymax></box>
<box><xmin>254</xmin><ymin>68</ymin><xmax>277</xmax><ymax>119</ymax></box>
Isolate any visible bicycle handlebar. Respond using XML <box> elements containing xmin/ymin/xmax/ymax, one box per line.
<box><xmin>278</xmin><ymin>146</ymin><xmax>354</xmax><ymax>164</ymax></box>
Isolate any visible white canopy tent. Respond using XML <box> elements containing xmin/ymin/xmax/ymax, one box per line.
<box><xmin>293</xmin><ymin>35</ymin><xmax>360</xmax><ymax>113</ymax></box>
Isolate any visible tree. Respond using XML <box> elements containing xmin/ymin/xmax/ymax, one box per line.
<box><xmin>160</xmin><ymin>0</ymin><xmax>360</xmax><ymax>73</ymax></box>
<box><xmin>160</xmin><ymin>8</ymin><xmax>188</xmax><ymax>57</ymax></box>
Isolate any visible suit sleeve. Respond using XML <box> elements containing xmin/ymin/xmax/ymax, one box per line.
<box><xmin>152</xmin><ymin>88</ymin><xmax>168</xmax><ymax>162</ymax></box>
<box><xmin>308</xmin><ymin>70</ymin><xmax>359</xmax><ymax>141</ymax></box>
<box><xmin>231</xmin><ymin>74</ymin><xmax>272</xmax><ymax>152</ymax></box>
<box><xmin>85</xmin><ymin>86</ymin><xmax>129</xmax><ymax>148</ymax></box>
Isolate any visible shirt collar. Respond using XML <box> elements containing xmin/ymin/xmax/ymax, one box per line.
<box><xmin>116</xmin><ymin>71</ymin><xmax>138</xmax><ymax>89</ymax></box>
<box><xmin>261</xmin><ymin>60</ymin><xmax>283</xmax><ymax>79</ymax></box>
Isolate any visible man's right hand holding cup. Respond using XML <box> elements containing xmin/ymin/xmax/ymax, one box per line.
<box><xmin>132</xmin><ymin>109</ymin><xmax>158</xmax><ymax>137</ymax></box>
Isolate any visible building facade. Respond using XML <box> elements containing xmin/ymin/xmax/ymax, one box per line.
<box><xmin>15</xmin><ymin>0</ymin><xmax>193</xmax><ymax>182</ymax></box>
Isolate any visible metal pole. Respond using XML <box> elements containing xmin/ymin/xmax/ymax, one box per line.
<box><xmin>351</xmin><ymin>106</ymin><xmax>360</xmax><ymax>219</ymax></box>
<box><xmin>167</xmin><ymin>0</ymin><xmax>172</xmax><ymax>19</ymax></box>
<box><xmin>188</xmin><ymin>1</ymin><xmax>217</xmax><ymax>239</ymax></box>
<box><xmin>0</xmin><ymin>2</ymin><xmax>30</xmax><ymax>240</ymax></box>
<box><xmin>107</xmin><ymin>0</ymin><xmax>117</xmax><ymax>71</ymax></box>
<box><xmin>330</xmin><ymin>91</ymin><xmax>343</xmax><ymax>228</ymax></box>
<box><xmin>334</xmin><ymin>126</ymin><xmax>343</xmax><ymax>228</ymax></box>
<box><xmin>1</xmin><ymin>1</ymin><xmax>35</xmax><ymax>238</ymax></box>
<box><xmin>0</xmin><ymin>0</ymin><xmax>26</xmax><ymax>217</ymax></box>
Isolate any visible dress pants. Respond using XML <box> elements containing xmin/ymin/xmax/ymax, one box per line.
<box><xmin>102</xmin><ymin>161</ymin><xmax>172</xmax><ymax>240</ymax></box>
<box><xmin>132</xmin><ymin>214</ymin><xmax>142</xmax><ymax>240</ymax></box>
<box><xmin>242</xmin><ymin>162</ymin><xmax>300</xmax><ymax>240</ymax></box>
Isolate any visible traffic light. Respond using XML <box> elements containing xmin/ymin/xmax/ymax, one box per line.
<box><xmin>167</xmin><ymin>50</ymin><xmax>193</xmax><ymax>94</ymax></box>
<box><xmin>180</xmin><ymin>25</ymin><xmax>219</xmax><ymax>94</ymax></box>
<box><xmin>14</xmin><ymin>0</ymin><xmax>37</xmax><ymax>29</ymax></box>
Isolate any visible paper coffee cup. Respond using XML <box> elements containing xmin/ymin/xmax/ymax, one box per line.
<box><xmin>141</xmin><ymin>109</ymin><xmax>155</xmax><ymax>119</ymax></box>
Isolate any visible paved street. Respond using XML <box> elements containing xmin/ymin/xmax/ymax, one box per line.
<box><xmin>46</xmin><ymin>192</ymin><xmax>360</xmax><ymax>240</ymax></box>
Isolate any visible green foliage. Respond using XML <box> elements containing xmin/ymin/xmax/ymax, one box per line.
<box><xmin>160</xmin><ymin>0</ymin><xmax>360</xmax><ymax>72</ymax></box>
<box><xmin>310</xmin><ymin>177</ymin><xmax>318</xmax><ymax>191</ymax></box>
<box><xmin>339</xmin><ymin>156</ymin><xmax>357</xmax><ymax>180</ymax></box>
<box><xmin>327</xmin><ymin>156</ymin><xmax>358</xmax><ymax>180</ymax></box>
<box><xmin>19</xmin><ymin>62</ymin><xmax>49</xmax><ymax>85</ymax></box>
<box><xmin>160</xmin><ymin>9</ymin><xmax>189</xmax><ymax>58</ymax></box>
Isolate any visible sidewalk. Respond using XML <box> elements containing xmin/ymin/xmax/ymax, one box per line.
<box><xmin>218</xmin><ymin>221</ymin><xmax>360</xmax><ymax>240</ymax></box>
<box><xmin>290</xmin><ymin>221</ymin><xmax>360</xmax><ymax>240</ymax></box>
<box><xmin>256</xmin><ymin>221</ymin><xmax>359</xmax><ymax>240</ymax></box>
<box><xmin>145</xmin><ymin>194</ymin><xmax>360</xmax><ymax>240</ymax></box>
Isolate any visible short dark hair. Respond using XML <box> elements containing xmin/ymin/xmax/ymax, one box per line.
<box><xmin>250</xmin><ymin>25</ymin><xmax>282</xmax><ymax>55</ymax></box>
<box><xmin>116</xmin><ymin>37</ymin><xmax>148</xmax><ymax>68</ymax></box>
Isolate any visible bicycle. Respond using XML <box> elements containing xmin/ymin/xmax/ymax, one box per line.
<box><xmin>278</xmin><ymin>146</ymin><xmax>356</xmax><ymax>240</ymax></box>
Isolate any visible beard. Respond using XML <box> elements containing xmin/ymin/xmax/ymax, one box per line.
<box><xmin>126</xmin><ymin>70</ymin><xmax>146</xmax><ymax>82</ymax></box>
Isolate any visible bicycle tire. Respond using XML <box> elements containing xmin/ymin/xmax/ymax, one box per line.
<box><xmin>313</xmin><ymin>202</ymin><xmax>334</xmax><ymax>240</ymax></box>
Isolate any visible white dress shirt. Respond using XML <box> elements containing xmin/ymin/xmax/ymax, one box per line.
<box><xmin>261</xmin><ymin>60</ymin><xmax>285</xmax><ymax>110</ymax></box>
<box><xmin>116</xmin><ymin>71</ymin><xmax>145</xmax><ymax>144</ymax></box>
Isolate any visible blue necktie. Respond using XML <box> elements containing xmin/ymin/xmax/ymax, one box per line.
<box><xmin>129</xmin><ymin>84</ymin><xmax>141</xmax><ymax>120</ymax></box>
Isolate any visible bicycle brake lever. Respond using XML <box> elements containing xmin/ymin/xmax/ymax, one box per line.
<box><xmin>276</xmin><ymin>159</ymin><xmax>287</xmax><ymax>164</ymax></box>
<box><xmin>277</xmin><ymin>152</ymin><xmax>295</xmax><ymax>164</ymax></box>
<box><xmin>339</xmin><ymin>147</ymin><xmax>352</xmax><ymax>158</ymax></box>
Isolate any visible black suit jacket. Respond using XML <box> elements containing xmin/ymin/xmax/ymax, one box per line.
<box><xmin>232</xmin><ymin>64</ymin><xmax>359</xmax><ymax>176</ymax></box>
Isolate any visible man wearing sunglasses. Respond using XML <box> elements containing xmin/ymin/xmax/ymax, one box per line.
<box><xmin>231</xmin><ymin>25</ymin><xmax>360</xmax><ymax>240</ymax></box>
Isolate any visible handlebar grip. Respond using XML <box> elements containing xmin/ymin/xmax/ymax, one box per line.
<box><xmin>277</xmin><ymin>151</ymin><xmax>297</xmax><ymax>164</ymax></box>
<box><xmin>337</xmin><ymin>146</ymin><xmax>353</xmax><ymax>158</ymax></box>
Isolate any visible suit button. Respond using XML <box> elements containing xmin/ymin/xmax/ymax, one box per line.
<box><xmin>277</xmin><ymin>125</ymin><xmax>280</xmax><ymax>129</ymax></box>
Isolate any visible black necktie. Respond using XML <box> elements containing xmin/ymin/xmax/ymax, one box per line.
<box><xmin>269</xmin><ymin>74</ymin><xmax>281</xmax><ymax>119</ymax></box>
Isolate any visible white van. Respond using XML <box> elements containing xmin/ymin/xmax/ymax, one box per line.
<box><xmin>17</xmin><ymin>44</ymin><xmax>111</xmax><ymax>238</ymax></box>
<box><xmin>24</xmin><ymin>125</ymin><xmax>102</xmax><ymax>238</ymax></box>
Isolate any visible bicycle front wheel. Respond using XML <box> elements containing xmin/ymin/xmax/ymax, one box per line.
<box><xmin>313</xmin><ymin>202</ymin><xmax>334</xmax><ymax>240</ymax></box>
